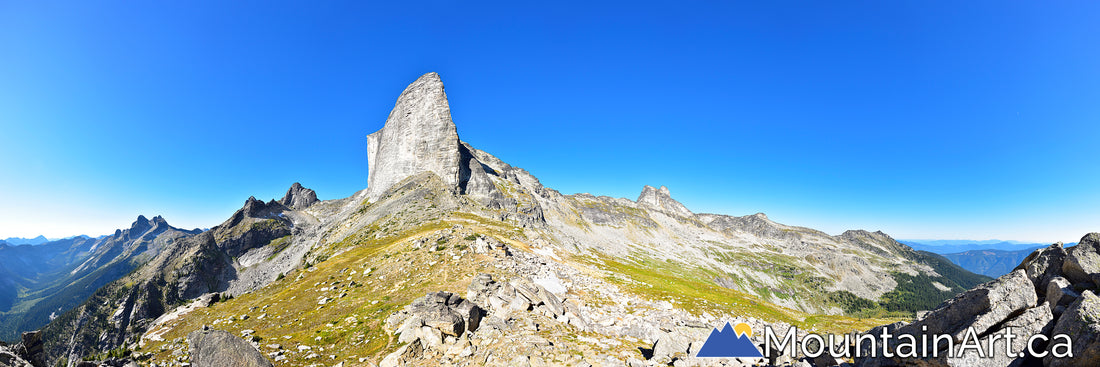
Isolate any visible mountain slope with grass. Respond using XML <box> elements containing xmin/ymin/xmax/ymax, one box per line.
<box><xmin>13</xmin><ymin>73</ymin><xmax>992</xmax><ymax>367</ymax></box>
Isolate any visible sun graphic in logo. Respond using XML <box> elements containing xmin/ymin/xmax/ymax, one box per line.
<box><xmin>696</xmin><ymin>321</ymin><xmax>764</xmax><ymax>358</ymax></box>
<box><xmin>734</xmin><ymin>323</ymin><xmax>753</xmax><ymax>338</ymax></box>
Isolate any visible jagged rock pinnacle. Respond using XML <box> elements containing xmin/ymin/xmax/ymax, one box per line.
<box><xmin>366</xmin><ymin>72</ymin><xmax>462</xmax><ymax>201</ymax></box>
<box><xmin>280</xmin><ymin>182</ymin><xmax>318</xmax><ymax>210</ymax></box>
<box><xmin>637</xmin><ymin>185</ymin><xmax>693</xmax><ymax>217</ymax></box>
<box><xmin>130</xmin><ymin>215</ymin><xmax>152</xmax><ymax>234</ymax></box>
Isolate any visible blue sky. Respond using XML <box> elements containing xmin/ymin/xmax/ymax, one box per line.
<box><xmin>1</xmin><ymin>1</ymin><xmax>1097</xmax><ymax>242</ymax></box>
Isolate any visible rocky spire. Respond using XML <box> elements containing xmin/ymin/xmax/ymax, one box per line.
<box><xmin>280</xmin><ymin>182</ymin><xmax>318</xmax><ymax>210</ymax></box>
<box><xmin>637</xmin><ymin>185</ymin><xmax>693</xmax><ymax>217</ymax></box>
<box><xmin>129</xmin><ymin>215</ymin><xmax>153</xmax><ymax>235</ymax></box>
<box><xmin>366</xmin><ymin>72</ymin><xmax>463</xmax><ymax>201</ymax></box>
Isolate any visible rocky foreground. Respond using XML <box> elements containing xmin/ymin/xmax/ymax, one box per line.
<box><xmin>855</xmin><ymin>233</ymin><xmax>1100</xmax><ymax>367</ymax></box>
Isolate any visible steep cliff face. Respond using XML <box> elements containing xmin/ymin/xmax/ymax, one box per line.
<box><xmin>366</xmin><ymin>72</ymin><xmax>463</xmax><ymax>201</ymax></box>
<box><xmin>364</xmin><ymin>72</ymin><xmax>547</xmax><ymax>224</ymax></box>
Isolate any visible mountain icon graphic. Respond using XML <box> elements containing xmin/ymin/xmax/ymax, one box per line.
<box><xmin>696</xmin><ymin>322</ymin><xmax>764</xmax><ymax>358</ymax></box>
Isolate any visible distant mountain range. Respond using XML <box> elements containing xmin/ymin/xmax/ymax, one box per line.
<box><xmin>0</xmin><ymin>235</ymin><xmax>99</xmax><ymax>246</ymax></box>
<box><xmin>939</xmin><ymin>248</ymin><xmax>1041</xmax><ymax>278</ymax></box>
<box><xmin>0</xmin><ymin>217</ymin><xmax>200</xmax><ymax>342</ymax></box>
<box><xmin>899</xmin><ymin>239</ymin><xmax>1057</xmax><ymax>254</ymax></box>
<box><xmin>1</xmin><ymin>235</ymin><xmax>50</xmax><ymax>246</ymax></box>
<box><xmin>899</xmin><ymin>239</ymin><xmax>1079</xmax><ymax>278</ymax></box>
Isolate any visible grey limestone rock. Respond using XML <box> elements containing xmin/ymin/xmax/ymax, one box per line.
<box><xmin>363</xmin><ymin>73</ymin><xmax>547</xmax><ymax>225</ymax></box>
<box><xmin>380</xmin><ymin>339</ymin><xmax>422</xmax><ymax>367</ymax></box>
<box><xmin>411</xmin><ymin>292</ymin><xmax>465</xmax><ymax>337</ymax></box>
<box><xmin>1015</xmin><ymin>242</ymin><xmax>1067</xmax><ymax>295</ymax></box>
<box><xmin>187</xmin><ymin>329</ymin><xmax>273</xmax><ymax>367</ymax></box>
<box><xmin>1062</xmin><ymin>233</ymin><xmax>1100</xmax><ymax>288</ymax></box>
<box><xmin>467</xmin><ymin>273</ymin><xmax>500</xmax><ymax>305</ymax></box>
<box><xmin>1045</xmin><ymin>290</ymin><xmax>1100</xmax><ymax>367</ymax></box>
<box><xmin>390</xmin><ymin>291</ymin><xmax>484</xmax><ymax>346</ymax></box>
<box><xmin>940</xmin><ymin>303</ymin><xmax>1053</xmax><ymax>367</ymax></box>
<box><xmin>536</xmin><ymin>285</ymin><xmax>565</xmax><ymax>317</ymax></box>
<box><xmin>637</xmin><ymin>185</ymin><xmax>693</xmax><ymax>218</ymax></box>
<box><xmin>366</xmin><ymin>72</ymin><xmax>463</xmax><ymax>201</ymax></box>
<box><xmin>860</xmin><ymin>269</ymin><xmax>1037</xmax><ymax>364</ymax></box>
<box><xmin>1046</xmin><ymin>276</ymin><xmax>1078</xmax><ymax>310</ymax></box>
<box><xmin>649</xmin><ymin>330</ymin><xmax>692</xmax><ymax>365</ymax></box>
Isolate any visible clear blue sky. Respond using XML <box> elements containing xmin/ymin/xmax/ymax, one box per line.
<box><xmin>1</xmin><ymin>1</ymin><xmax>1097</xmax><ymax>243</ymax></box>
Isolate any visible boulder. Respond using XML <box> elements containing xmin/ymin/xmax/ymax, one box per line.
<box><xmin>408</xmin><ymin>292</ymin><xmax>465</xmax><ymax>337</ymax></box>
<box><xmin>508</xmin><ymin>294</ymin><xmax>532</xmax><ymax>312</ymax></box>
<box><xmin>453</xmin><ymin>299</ymin><xmax>482</xmax><ymax>332</ymax></box>
<box><xmin>512</xmin><ymin>281</ymin><xmax>539</xmax><ymax>304</ymax></box>
<box><xmin>396</xmin><ymin>315</ymin><xmax>423</xmax><ymax>344</ymax></box>
<box><xmin>380</xmin><ymin>339</ymin><xmax>422</xmax><ymax>367</ymax></box>
<box><xmin>860</xmin><ymin>270</ymin><xmax>1037</xmax><ymax>364</ymax></box>
<box><xmin>1045</xmin><ymin>290</ymin><xmax>1100</xmax><ymax>367</ymax></box>
<box><xmin>1046</xmin><ymin>276</ymin><xmax>1079</xmax><ymax>310</ymax></box>
<box><xmin>389</xmin><ymin>291</ymin><xmax>484</xmax><ymax>349</ymax></box>
<box><xmin>1062</xmin><ymin>233</ymin><xmax>1100</xmax><ymax>288</ymax></box>
<box><xmin>902</xmin><ymin>269</ymin><xmax>1036</xmax><ymax>348</ymax></box>
<box><xmin>649</xmin><ymin>330</ymin><xmax>692</xmax><ymax>365</ymax></box>
<box><xmin>941</xmin><ymin>303</ymin><xmax>1053</xmax><ymax>367</ymax></box>
<box><xmin>1015</xmin><ymin>242</ymin><xmax>1067</xmax><ymax>295</ymax></box>
<box><xmin>536</xmin><ymin>285</ymin><xmax>565</xmax><ymax>317</ymax></box>
<box><xmin>187</xmin><ymin>329</ymin><xmax>273</xmax><ymax>367</ymax></box>
<box><xmin>467</xmin><ymin>273</ymin><xmax>499</xmax><ymax>304</ymax></box>
<box><xmin>0</xmin><ymin>346</ymin><xmax>32</xmax><ymax>367</ymax></box>
<box><xmin>811</xmin><ymin>353</ymin><xmax>838</xmax><ymax>367</ymax></box>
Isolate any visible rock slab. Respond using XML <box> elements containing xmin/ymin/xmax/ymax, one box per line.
<box><xmin>1045</xmin><ymin>290</ymin><xmax>1100</xmax><ymax>367</ymax></box>
<box><xmin>187</xmin><ymin>329</ymin><xmax>273</xmax><ymax>367</ymax></box>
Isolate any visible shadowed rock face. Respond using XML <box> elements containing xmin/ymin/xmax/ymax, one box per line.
<box><xmin>279</xmin><ymin>182</ymin><xmax>318</xmax><ymax>210</ymax></box>
<box><xmin>366</xmin><ymin>72</ymin><xmax>463</xmax><ymax>201</ymax></box>
<box><xmin>188</xmin><ymin>329</ymin><xmax>272</xmax><ymax>367</ymax></box>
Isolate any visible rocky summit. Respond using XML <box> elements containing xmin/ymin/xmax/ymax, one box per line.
<box><xmin>4</xmin><ymin>73</ymin><xmax>1096</xmax><ymax>367</ymax></box>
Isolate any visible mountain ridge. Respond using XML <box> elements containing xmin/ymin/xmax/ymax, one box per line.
<box><xmin>7</xmin><ymin>73</ymin><xmax>998</xmax><ymax>367</ymax></box>
<box><xmin>0</xmin><ymin>215</ymin><xmax>200</xmax><ymax>342</ymax></box>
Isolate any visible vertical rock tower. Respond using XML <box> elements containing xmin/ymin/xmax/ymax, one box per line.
<box><xmin>366</xmin><ymin>72</ymin><xmax>463</xmax><ymax>201</ymax></box>
<box><xmin>364</xmin><ymin>72</ymin><xmax>548</xmax><ymax>226</ymax></box>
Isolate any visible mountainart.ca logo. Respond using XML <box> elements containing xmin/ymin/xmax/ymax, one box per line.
<box><xmin>696</xmin><ymin>322</ymin><xmax>764</xmax><ymax>358</ymax></box>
